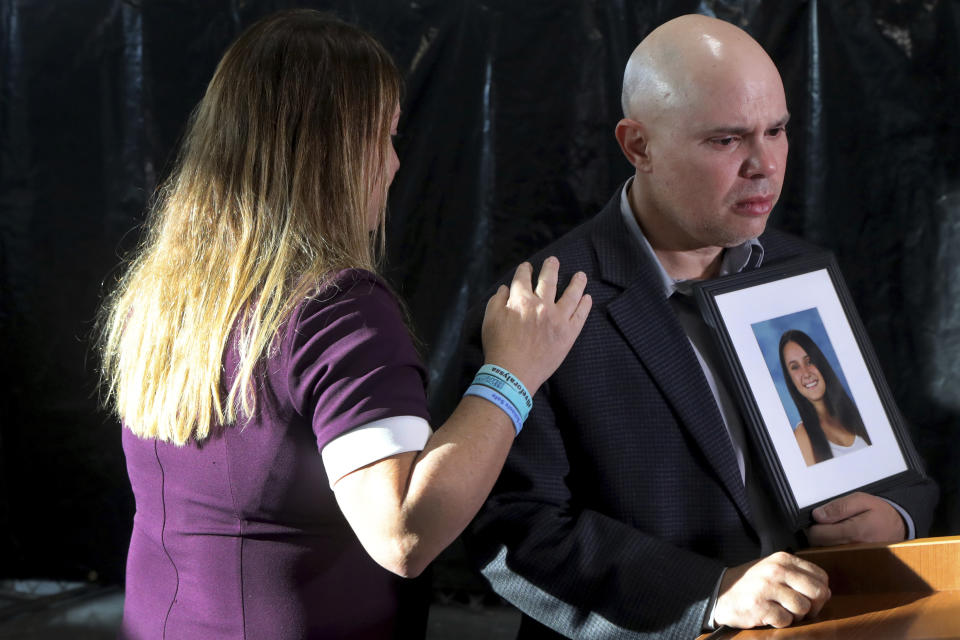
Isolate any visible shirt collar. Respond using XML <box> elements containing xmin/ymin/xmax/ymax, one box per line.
<box><xmin>618</xmin><ymin>179</ymin><xmax>764</xmax><ymax>298</ymax></box>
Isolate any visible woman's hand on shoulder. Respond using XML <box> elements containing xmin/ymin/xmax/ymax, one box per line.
<box><xmin>481</xmin><ymin>257</ymin><xmax>591</xmax><ymax>392</ymax></box>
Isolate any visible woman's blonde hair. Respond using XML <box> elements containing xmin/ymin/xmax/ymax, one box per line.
<box><xmin>99</xmin><ymin>10</ymin><xmax>401</xmax><ymax>445</ymax></box>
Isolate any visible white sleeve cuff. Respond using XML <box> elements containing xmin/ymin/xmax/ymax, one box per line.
<box><xmin>879</xmin><ymin>497</ymin><xmax>916</xmax><ymax>539</ymax></box>
<box><xmin>321</xmin><ymin>416</ymin><xmax>432</xmax><ymax>487</ymax></box>
<box><xmin>704</xmin><ymin>568</ymin><xmax>725</xmax><ymax>631</ymax></box>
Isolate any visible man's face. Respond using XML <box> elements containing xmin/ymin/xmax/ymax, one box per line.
<box><xmin>641</xmin><ymin>63</ymin><xmax>789</xmax><ymax>250</ymax></box>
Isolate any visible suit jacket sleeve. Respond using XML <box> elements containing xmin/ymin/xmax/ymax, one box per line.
<box><xmin>875</xmin><ymin>462</ymin><xmax>938</xmax><ymax>538</ymax></box>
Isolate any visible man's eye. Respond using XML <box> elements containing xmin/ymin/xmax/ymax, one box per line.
<box><xmin>713</xmin><ymin>137</ymin><xmax>736</xmax><ymax>146</ymax></box>
<box><xmin>768</xmin><ymin>127</ymin><xmax>785</xmax><ymax>137</ymax></box>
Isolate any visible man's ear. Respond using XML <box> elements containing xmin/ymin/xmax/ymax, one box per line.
<box><xmin>614</xmin><ymin>118</ymin><xmax>652</xmax><ymax>172</ymax></box>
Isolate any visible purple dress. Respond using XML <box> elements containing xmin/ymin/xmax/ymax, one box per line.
<box><xmin>120</xmin><ymin>269</ymin><xmax>431</xmax><ymax>639</ymax></box>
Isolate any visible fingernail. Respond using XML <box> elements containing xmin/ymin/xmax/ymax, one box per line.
<box><xmin>813</xmin><ymin>507</ymin><xmax>825</xmax><ymax>519</ymax></box>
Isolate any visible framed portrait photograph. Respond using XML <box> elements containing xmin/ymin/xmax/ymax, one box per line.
<box><xmin>693</xmin><ymin>253</ymin><xmax>926</xmax><ymax>530</ymax></box>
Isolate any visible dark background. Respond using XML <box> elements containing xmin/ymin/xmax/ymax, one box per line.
<box><xmin>1</xmin><ymin>0</ymin><xmax>957</xmax><ymax>588</ymax></box>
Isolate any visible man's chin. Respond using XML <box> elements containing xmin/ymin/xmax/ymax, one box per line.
<box><xmin>724</xmin><ymin>215</ymin><xmax>770</xmax><ymax>246</ymax></box>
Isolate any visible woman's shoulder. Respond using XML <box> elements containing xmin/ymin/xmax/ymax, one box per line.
<box><xmin>290</xmin><ymin>268</ymin><xmax>407</xmax><ymax>341</ymax></box>
<box><xmin>303</xmin><ymin>268</ymin><xmax>399</xmax><ymax>313</ymax></box>
<box><xmin>282</xmin><ymin>267</ymin><xmax>421</xmax><ymax>398</ymax></box>
<box><xmin>323</xmin><ymin>267</ymin><xmax>391</xmax><ymax>297</ymax></box>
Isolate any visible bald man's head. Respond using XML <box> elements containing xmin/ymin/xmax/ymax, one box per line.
<box><xmin>621</xmin><ymin>15</ymin><xmax>782</xmax><ymax>121</ymax></box>
<box><xmin>613</xmin><ymin>14</ymin><xmax>790</xmax><ymax>261</ymax></box>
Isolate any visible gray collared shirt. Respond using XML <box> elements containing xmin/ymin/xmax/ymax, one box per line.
<box><xmin>618</xmin><ymin>184</ymin><xmax>763</xmax><ymax>300</ymax></box>
<box><xmin>618</xmin><ymin>182</ymin><xmax>762</xmax><ymax>485</ymax></box>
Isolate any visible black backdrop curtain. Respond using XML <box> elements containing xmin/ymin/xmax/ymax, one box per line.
<box><xmin>1</xmin><ymin>0</ymin><xmax>957</xmax><ymax>584</ymax></box>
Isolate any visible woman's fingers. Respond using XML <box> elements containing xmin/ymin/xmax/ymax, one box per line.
<box><xmin>502</xmin><ymin>259</ymin><xmax>588</xmax><ymax>320</ymax></box>
<box><xmin>571</xmin><ymin>292</ymin><xmax>592</xmax><ymax>328</ymax></box>
<box><xmin>481</xmin><ymin>258</ymin><xmax>591</xmax><ymax>393</ymax></box>
<box><xmin>556</xmin><ymin>271</ymin><xmax>588</xmax><ymax>318</ymax></box>
<box><xmin>509</xmin><ymin>262</ymin><xmax>534</xmax><ymax>301</ymax></box>
<box><xmin>485</xmin><ymin>284</ymin><xmax>509</xmax><ymax>314</ymax></box>
<box><xmin>534</xmin><ymin>257</ymin><xmax>559</xmax><ymax>301</ymax></box>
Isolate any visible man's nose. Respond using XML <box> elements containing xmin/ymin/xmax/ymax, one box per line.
<box><xmin>741</xmin><ymin>141</ymin><xmax>778</xmax><ymax>179</ymax></box>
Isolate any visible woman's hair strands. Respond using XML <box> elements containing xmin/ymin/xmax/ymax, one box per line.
<box><xmin>99</xmin><ymin>10</ymin><xmax>400</xmax><ymax>445</ymax></box>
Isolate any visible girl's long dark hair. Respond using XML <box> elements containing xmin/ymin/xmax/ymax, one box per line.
<box><xmin>778</xmin><ymin>329</ymin><xmax>871</xmax><ymax>463</ymax></box>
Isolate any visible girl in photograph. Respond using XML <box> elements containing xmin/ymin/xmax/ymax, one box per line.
<box><xmin>779</xmin><ymin>329</ymin><xmax>872</xmax><ymax>466</ymax></box>
<box><xmin>98</xmin><ymin>9</ymin><xmax>590</xmax><ymax>639</ymax></box>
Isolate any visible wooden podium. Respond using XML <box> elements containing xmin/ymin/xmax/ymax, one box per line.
<box><xmin>696</xmin><ymin>536</ymin><xmax>960</xmax><ymax>639</ymax></box>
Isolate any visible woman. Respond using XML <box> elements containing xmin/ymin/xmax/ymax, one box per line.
<box><xmin>778</xmin><ymin>329</ymin><xmax>871</xmax><ymax>466</ymax></box>
<box><xmin>99</xmin><ymin>10</ymin><xmax>591</xmax><ymax>639</ymax></box>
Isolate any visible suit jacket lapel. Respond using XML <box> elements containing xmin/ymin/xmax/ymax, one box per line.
<box><xmin>590</xmin><ymin>196</ymin><xmax>753</xmax><ymax>522</ymax></box>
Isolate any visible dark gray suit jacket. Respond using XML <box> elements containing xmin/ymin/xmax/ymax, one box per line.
<box><xmin>464</xmin><ymin>190</ymin><xmax>938</xmax><ymax>640</ymax></box>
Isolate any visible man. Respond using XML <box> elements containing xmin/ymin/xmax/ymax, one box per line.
<box><xmin>464</xmin><ymin>14</ymin><xmax>937</xmax><ymax>639</ymax></box>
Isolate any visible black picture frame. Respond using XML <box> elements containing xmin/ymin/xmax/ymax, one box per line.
<box><xmin>692</xmin><ymin>252</ymin><xmax>926</xmax><ymax>530</ymax></box>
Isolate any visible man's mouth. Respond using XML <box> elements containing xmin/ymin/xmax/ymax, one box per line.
<box><xmin>733</xmin><ymin>195</ymin><xmax>774</xmax><ymax>216</ymax></box>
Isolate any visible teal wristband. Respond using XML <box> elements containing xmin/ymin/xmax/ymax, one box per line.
<box><xmin>464</xmin><ymin>384</ymin><xmax>523</xmax><ymax>435</ymax></box>
<box><xmin>477</xmin><ymin>364</ymin><xmax>532</xmax><ymax>412</ymax></box>
<box><xmin>472</xmin><ymin>373</ymin><xmax>530</xmax><ymax>423</ymax></box>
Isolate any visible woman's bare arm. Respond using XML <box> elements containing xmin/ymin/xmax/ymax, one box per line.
<box><xmin>332</xmin><ymin>258</ymin><xmax>591</xmax><ymax>576</ymax></box>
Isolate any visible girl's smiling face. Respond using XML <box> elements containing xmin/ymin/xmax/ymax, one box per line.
<box><xmin>783</xmin><ymin>341</ymin><xmax>825</xmax><ymax>402</ymax></box>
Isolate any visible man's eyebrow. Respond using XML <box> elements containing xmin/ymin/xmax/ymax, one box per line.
<box><xmin>773</xmin><ymin>113</ymin><xmax>791</xmax><ymax>128</ymax></box>
<box><xmin>700</xmin><ymin>114</ymin><xmax>791</xmax><ymax>136</ymax></box>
